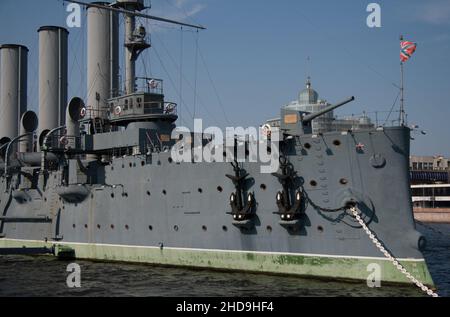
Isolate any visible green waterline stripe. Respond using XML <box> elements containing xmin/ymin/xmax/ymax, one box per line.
<box><xmin>0</xmin><ymin>238</ymin><xmax>435</xmax><ymax>287</ymax></box>
<box><xmin>1</xmin><ymin>238</ymin><xmax>427</xmax><ymax>262</ymax></box>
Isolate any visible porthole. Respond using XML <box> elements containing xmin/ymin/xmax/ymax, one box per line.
<box><xmin>202</xmin><ymin>225</ymin><xmax>208</xmax><ymax>232</ymax></box>
<box><xmin>340</xmin><ymin>178</ymin><xmax>349</xmax><ymax>185</ymax></box>
<box><xmin>260</xmin><ymin>184</ymin><xmax>267</xmax><ymax>191</ymax></box>
<box><xmin>147</xmin><ymin>191</ymin><xmax>151</xmax><ymax>196</ymax></box>
<box><xmin>111</xmin><ymin>225</ymin><xmax>115</xmax><ymax>230</ymax></box>
<box><xmin>310</xmin><ymin>180</ymin><xmax>318</xmax><ymax>187</ymax></box>
<box><xmin>267</xmin><ymin>226</ymin><xmax>273</xmax><ymax>233</ymax></box>
<box><xmin>149</xmin><ymin>226</ymin><xmax>153</xmax><ymax>231</ymax></box>
<box><xmin>168</xmin><ymin>157</ymin><xmax>173</xmax><ymax>164</ymax></box>
<box><xmin>198</xmin><ymin>188</ymin><xmax>203</xmax><ymax>193</ymax></box>
<box><xmin>97</xmin><ymin>224</ymin><xmax>101</xmax><ymax>229</ymax></box>
<box><xmin>72</xmin><ymin>224</ymin><xmax>76</xmax><ymax>229</ymax></box>
<box><xmin>111</xmin><ymin>193</ymin><xmax>115</xmax><ymax>198</ymax></box>
<box><xmin>222</xmin><ymin>226</ymin><xmax>228</xmax><ymax>232</ymax></box>
<box><xmin>84</xmin><ymin>224</ymin><xmax>88</xmax><ymax>229</ymax></box>
<box><xmin>217</xmin><ymin>186</ymin><xmax>223</xmax><ymax>193</ymax></box>
<box><xmin>318</xmin><ymin>226</ymin><xmax>324</xmax><ymax>233</ymax></box>
<box><xmin>125</xmin><ymin>225</ymin><xmax>130</xmax><ymax>230</ymax></box>
<box><xmin>304</xmin><ymin>143</ymin><xmax>312</xmax><ymax>150</ymax></box>
<box><xmin>162</xmin><ymin>190</ymin><xmax>167</xmax><ymax>195</ymax></box>
<box><xmin>333</xmin><ymin>140</ymin><xmax>341</xmax><ymax>147</ymax></box>
<box><xmin>174</xmin><ymin>225</ymin><xmax>179</xmax><ymax>232</ymax></box>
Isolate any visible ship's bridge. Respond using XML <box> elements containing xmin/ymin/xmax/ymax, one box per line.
<box><xmin>107</xmin><ymin>78</ymin><xmax>178</xmax><ymax>126</ymax></box>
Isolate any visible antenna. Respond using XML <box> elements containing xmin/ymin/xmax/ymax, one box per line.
<box><xmin>63</xmin><ymin>0</ymin><xmax>207</xmax><ymax>30</ymax></box>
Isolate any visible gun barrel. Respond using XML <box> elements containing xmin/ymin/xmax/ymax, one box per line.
<box><xmin>302</xmin><ymin>96</ymin><xmax>355</xmax><ymax>123</ymax></box>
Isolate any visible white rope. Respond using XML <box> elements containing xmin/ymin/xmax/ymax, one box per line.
<box><xmin>351</xmin><ymin>207</ymin><xmax>438</xmax><ymax>297</ymax></box>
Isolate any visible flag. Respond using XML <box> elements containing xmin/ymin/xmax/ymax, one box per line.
<box><xmin>400</xmin><ymin>41</ymin><xmax>417</xmax><ymax>63</ymax></box>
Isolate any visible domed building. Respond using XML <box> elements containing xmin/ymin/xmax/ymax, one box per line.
<box><xmin>266</xmin><ymin>77</ymin><xmax>374</xmax><ymax>134</ymax></box>
<box><xmin>283</xmin><ymin>77</ymin><xmax>334</xmax><ymax>134</ymax></box>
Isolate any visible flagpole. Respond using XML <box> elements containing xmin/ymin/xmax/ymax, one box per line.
<box><xmin>400</xmin><ymin>60</ymin><xmax>405</xmax><ymax>126</ymax></box>
<box><xmin>400</xmin><ymin>35</ymin><xmax>405</xmax><ymax>126</ymax></box>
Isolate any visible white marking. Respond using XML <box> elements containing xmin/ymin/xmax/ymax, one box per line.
<box><xmin>2</xmin><ymin>239</ymin><xmax>427</xmax><ymax>263</ymax></box>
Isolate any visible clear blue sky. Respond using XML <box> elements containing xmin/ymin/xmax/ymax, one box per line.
<box><xmin>0</xmin><ymin>0</ymin><xmax>449</xmax><ymax>156</ymax></box>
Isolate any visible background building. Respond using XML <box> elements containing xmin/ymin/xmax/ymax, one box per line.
<box><xmin>267</xmin><ymin>78</ymin><xmax>374</xmax><ymax>133</ymax></box>
<box><xmin>410</xmin><ymin>155</ymin><xmax>450</xmax><ymax>185</ymax></box>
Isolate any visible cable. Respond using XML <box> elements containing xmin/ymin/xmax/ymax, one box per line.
<box><xmin>152</xmin><ymin>45</ymin><xmax>194</xmax><ymax>120</ymax></box>
<box><xmin>197</xmin><ymin>45</ymin><xmax>232</xmax><ymax>125</ymax></box>
<box><xmin>383</xmin><ymin>90</ymin><xmax>401</xmax><ymax>127</ymax></box>
<box><xmin>193</xmin><ymin>30</ymin><xmax>199</xmax><ymax>118</ymax></box>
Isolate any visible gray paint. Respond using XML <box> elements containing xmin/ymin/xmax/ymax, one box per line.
<box><xmin>37</xmin><ymin>26</ymin><xmax>68</xmax><ymax>142</ymax></box>
<box><xmin>19</xmin><ymin>111</ymin><xmax>38</xmax><ymax>153</ymax></box>
<box><xmin>124</xmin><ymin>14</ymin><xmax>136</xmax><ymax>95</ymax></box>
<box><xmin>66</xmin><ymin>97</ymin><xmax>84</xmax><ymax>149</ymax></box>
<box><xmin>0</xmin><ymin>44</ymin><xmax>28</xmax><ymax>141</ymax></box>
<box><xmin>0</xmin><ymin>127</ymin><xmax>426</xmax><ymax>261</ymax></box>
<box><xmin>87</xmin><ymin>3</ymin><xmax>119</xmax><ymax>119</ymax></box>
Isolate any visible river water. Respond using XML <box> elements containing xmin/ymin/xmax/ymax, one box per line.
<box><xmin>0</xmin><ymin>223</ymin><xmax>449</xmax><ymax>297</ymax></box>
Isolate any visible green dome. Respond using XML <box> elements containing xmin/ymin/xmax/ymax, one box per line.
<box><xmin>298</xmin><ymin>78</ymin><xmax>319</xmax><ymax>105</ymax></box>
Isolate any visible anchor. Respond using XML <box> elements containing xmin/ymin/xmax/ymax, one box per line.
<box><xmin>272</xmin><ymin>156</ymin><xmax>303</xmax><ymax>228</ymax></box>
<box><xmin>226</xmin><ymin>161</ymin><xmax>255</xmax><ymax>229</ymax></box>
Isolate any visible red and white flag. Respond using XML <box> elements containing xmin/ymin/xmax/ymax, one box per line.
<box><xmin>400</xmin><ymin>41</ymin><xmax>417</xmax><ymax>63</ymax></box>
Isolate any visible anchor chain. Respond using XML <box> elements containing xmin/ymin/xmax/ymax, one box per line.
<box><xmin>351</xmin><ymin>207</ymin><xmax>439</xmax><ymax>297</ymax></box>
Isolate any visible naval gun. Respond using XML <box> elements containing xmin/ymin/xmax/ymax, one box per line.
<box><xmin>280</xmin><ymin>96</ymin><xmax>355</xmax><ymax>136</ymax></box>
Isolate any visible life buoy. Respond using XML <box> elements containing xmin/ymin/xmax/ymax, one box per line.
<box><xmin>165</xmin><ymin>103</ymin><xmax>175</xmax><ymax>114</ymax></box>
<box><xmin>80</xmin><ymin>107</ymin><xmax>87</xmax><ymax>118</ymax></box>
<box><xmin>59</xmin><ymin>136</ymin><xmax>68</xmax><ymax>146</ymax></box>
<box><xmin>114</xmin><ymin>106</ymin><xmax>122</xmax><ymax>116</ymax></box>
<box><xmin>262</xmin><ymin>124</ymin><xmax>272</xmax><ymax>137</ymax></box>
<box><xmin>149</xmin><ymin>79</ymin><xmax>158</xmax><ymax>89</ymax></box>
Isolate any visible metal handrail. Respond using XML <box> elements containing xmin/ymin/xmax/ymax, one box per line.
<box><xmin>4</xmin><ymin>133</ymin><xmax>33</xmax><ymax>177</ymax></box>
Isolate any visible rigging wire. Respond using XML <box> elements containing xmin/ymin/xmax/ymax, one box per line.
<box><xmin>150</xmin><ymin>29</ymin><xmax>222</xmax><ymax>126</ymax></box>
<box><xmin>193</xmin><ymin>30</ymin><xmax>199</xmax><ymax>119</ymax></box>
<box><xmin>162</xmin><ymin>0</ymin><xmax>200</xmax><ymax>27</ymax></box>
<box><xmin>197</xmin><ymin>45</ymin><xmax>232</xmax><ymax>126</ymax></box>
<box><xmin>295</xmin><ymin>7</ymin><xmax>399</xmax><ymax>91</ymax></box>
<box><xmin>383</xmin><ymin>90</ymin><xmax>401</xmax><ymax>127</ymax></box>
<box><xmin>152</xmin><ymin>45</ymin><xmax>194</xmax><ymax>120</ymax></box>
<box><xmin>179</xmin><ymin>26</ymin><xmax>184</xmax><ymax>124</ymax></box>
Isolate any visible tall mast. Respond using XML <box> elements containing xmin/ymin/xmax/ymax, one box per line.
<box><xmin>64</xmin><ymin>0</ymin><xmax>205</xmax><ymax>97</ymax></box>
<box><xmin>400</xmin><ymin>35</ymin><xmax>405</xmax><ymax>126</ymax></box>
<box><xmin>115</xmin><ymin>1</ymin><xmax>150</xmax><ymax>95</ymax></box>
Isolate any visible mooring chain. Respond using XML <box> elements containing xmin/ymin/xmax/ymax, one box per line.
<box><xmin>351</xmin><ymin>207</ymin><xmax>439</xmax><ymax>297</ymax></box>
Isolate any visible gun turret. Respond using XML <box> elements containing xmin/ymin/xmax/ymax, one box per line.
<box><xmin>302</xmin><ymin>97</ymin><xmax>355</xmax><ymax>123</ymax></box>
<box><xmin>279</xmin><ymin>96</ymin><xmax>356</xmax><ymax>136</ymax></box>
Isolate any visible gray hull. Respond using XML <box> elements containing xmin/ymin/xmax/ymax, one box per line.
<box><xmin>0</xmin><ymin>127</ymin><xmax>434</xmax><ymax>286</ymax></box>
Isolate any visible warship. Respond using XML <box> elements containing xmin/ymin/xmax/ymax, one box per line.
<box><xmin>0</xmin><ymin>0</ymin><xmax>436</xmax><ymax>291</ymax></box>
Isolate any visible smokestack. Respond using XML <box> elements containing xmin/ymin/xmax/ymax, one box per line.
<box><xmin>87</xmin><ymin>2</ymin><xmax>119</xmax><ymax>120</ymax></box>
<box><xmin>37</xmin><ymin>26</ymin><xmax>69</xmax><ymax>145</ymax></box>
<box><xmin>66</xmin><ymin>97</ymin><xmax>85</xmax><ymax>149</ymax></box>
<box><xmin>0</xmin><ymin>44</ymin><xmax>28</xmax><ymax>144</ymax></box>
<box><xmin>19</xmin><ymin>111</ymin><xmax>38</xmax><ymax>153</ymax></box>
